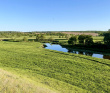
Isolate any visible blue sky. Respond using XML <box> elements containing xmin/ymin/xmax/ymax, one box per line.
<box><xmin>0</xmin><ymin>0</ymin><xmax>110</xmax><ymax>32</ymax></box>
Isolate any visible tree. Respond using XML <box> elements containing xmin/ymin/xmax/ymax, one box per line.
<box><xmin>48</xmin><ymin>37</ymin><xmax>54</xmax><ymax>41</ymax></box>
<box><xmin>85</xmin><ymin>36</ymin><xmax>93</xmax><ymax>45</ymax></box>
<box><xmin>36</xmin><ymin>34</ymin><xmax>41</xmax><ymax>41</ymax></box>
<box><xmin>78</xmin><ymin>34</ymin><xmax>86</xmax><ymax>44</ymax></box>
<box><xmin>40</xmin><ymin>34</ymin><xmax>45</xmax><ymax>41</ymax></box>
<box><xmin>59</xmin><ymin>36</ymin><xmax>61</xmax><ymax>38</ymax></box>
<box><xmin>68</xmin><ymin>40</ymin><xmax>73</xmax><ymax>45</ymax></box>
<box><xmin>23</xmin><ymin>37</ymin><xmax>28</xmax><ymax>42</ymax></box>
<box><xmin>65</xmin><ymin>34</ymin><xmax>70</xmax><ymax>40</ymax></box>
<box><xmin>68</xmin><ymin>36</ymin><xmax>77</xmax><ymax>45</ymax></box>
<box><xmin>104</xmin><ymin>31</ymin><xmax>110</xmax><ymax>46</ymax></box>
<box><xmin>78</xmin><ymin>35</ymin><xmax>93</xmax><ymax>45</ymax></box>
<box><xmin>36</xmin><ymin>34</ymin><xmax>45</xmax><ymax>41</ymax></box>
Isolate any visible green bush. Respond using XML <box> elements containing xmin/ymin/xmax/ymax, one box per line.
<box><xmin>22</xmin><ymin>37</ymin><xmax>28</xmax><ymax>42</ymax></box>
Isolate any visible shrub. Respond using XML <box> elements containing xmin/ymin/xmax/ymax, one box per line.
<box><xmin>23</xmin><ymin>37</ymin><xmax>28</xmax><ymax>42</ymax></box>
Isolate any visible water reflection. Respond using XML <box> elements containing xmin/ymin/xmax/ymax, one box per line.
<box><xmin>68</xmin><ymin>49</ymin><xmax>73</xmax><ymax>53</ymax></box>
<box><xmin>45</xmin><ymin>43</ymin><xmax>110</xmax><ymax>60</ymax></box>
<box><xmin>78</xmin><ymin>51</ymin><xmax>84</xmax><ymax>55</ymax></box>
<box><xmin>85</xmin><ymin>52</ymin><xmax>93</xmax><ymax>56</ymax></box>
<box><xmin>68</xmin><ymin>49</ymin><xmax>93</xmax><ymax>57</ymax></box>
<box><xmin>103</xmin><ymin>55</ymin><xmax>110</xmax><ymax>60</ymax></box>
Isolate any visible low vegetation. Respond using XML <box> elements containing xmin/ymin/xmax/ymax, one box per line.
<box><xmin>0</xmin><ymin>68</ymin><xmax>55</xmax><ymax>93</ymax></box>
<box><xmin>0</xmin><ymin>41</ymin><xmax>110</xmax><ymax>93</ymax></box>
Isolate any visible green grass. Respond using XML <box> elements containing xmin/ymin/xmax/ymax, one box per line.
<box><xmin>48</xmin><ymin>36</ymin><xmax>105</xmax><ymax>44</ymax></box>
<box><xmin>0</xmin><ymin>41</ymin><xmax>110</xmax><ymax>93</ymax></box>
<box><xmin>93</xmin><ymin>36</ymin><xmax>104</xmax><ymax>42</ymax></box>
<box><xmin>0</xmin><ymin>35</ymin><xmax>104</xmax><ymax>43</ymax></box>
<box><xmin>93</xmin><ymin>36</ymin><xmax>104</xmax><ymax>40</ymax></box>
<box><xmin>0</xmin><ymin>68</ymin><xmax>56</xmax><ymax>93</ymax></box>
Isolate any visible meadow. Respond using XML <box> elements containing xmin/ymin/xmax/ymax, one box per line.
<box><xmin>93</xmin><ymin>36</ymin><xmax>104</xmax><ymax>43</ymax></box>
<box><xmin>0</xmin><ymin>41</ymin><xmax>110</xmax><ymax>93</ymax></box>
<box><xmin>45</xmin><ymin>35</ymin><xmax>104</xmax><ymax>44</ymax></box>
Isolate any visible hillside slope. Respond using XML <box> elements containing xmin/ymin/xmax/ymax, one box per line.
<box><xmin>0</xmin><ymin>41</ymin><xmax>110</xmax><ymax>93</ymax></box>
<box><xmin>0</xmin><ymin>68</ymin><xmax>56</xmax><ymax>93</ymax></box>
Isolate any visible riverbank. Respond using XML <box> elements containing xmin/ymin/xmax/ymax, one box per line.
<box><xmin>0</xmin><ymin>41</ymin><xmax>110</xmax><ymax>92</ymax></box>
<box><xmin>60</xmin><ymin>44</ymin><xmax>110</xmax><ymax>55</ymax></box>
<box><xmin>45</xmin><ymin>43</ymin><xmax>110</xmax><ymax>60</ymax></box>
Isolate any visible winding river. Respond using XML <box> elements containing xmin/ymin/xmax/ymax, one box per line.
<box><xmin>45</xmin><ymin>43</ymin><xmax>110</xmax><ymax>60</ymax></box>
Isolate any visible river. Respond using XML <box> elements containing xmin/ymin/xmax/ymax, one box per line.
<box><xmin>45</xmin><ymin>43</ymin><xmax>110</xmax><ymax>60</ymax></box>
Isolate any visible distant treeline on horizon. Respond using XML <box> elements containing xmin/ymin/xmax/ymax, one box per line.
<box><xmin>0</xmin><ymin>30</ymin><xmax>107</xmax><ymax>33</ymax></box>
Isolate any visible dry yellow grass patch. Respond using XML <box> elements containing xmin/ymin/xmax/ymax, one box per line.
<box><xmin>0</xmin><ymin>69</ymin><xmax>56</xmax><ymax>93</ymax></box>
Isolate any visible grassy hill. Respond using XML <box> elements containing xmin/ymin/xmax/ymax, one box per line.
<box><xmin>0</xmin><ymin>41</ymin><xmax>110</xmax><ymax>93</ymax></box>
<box><xmin>0</xmin><ymin>68</ymin><xmax>56</xmax><ymax>93</ymax></box>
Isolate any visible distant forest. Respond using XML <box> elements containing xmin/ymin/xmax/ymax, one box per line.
<box><xmin>0</xmin><ymin>30</ymin><xmax>108</xmax><ymax>37</ymax></box>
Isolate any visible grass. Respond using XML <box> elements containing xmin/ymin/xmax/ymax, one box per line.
<box><xmin>46</xmin><ymin>36</ymin><xmax>105</xmax><ymax>44</ymax></box>
<box><xmin>93</xmin><ymin>36</ymin><xmax>104</xmax><ymax>40</ymax></box>
<box><xmin>0</xmin><ymin>41</ymin><xmax>110</xmax><ymax>93</ymax></box>
<box><xmin>0</xmin><ymin>68</ymin><xmax>56</xmax><ymax>93</ymax></box>
<box><xmin>0</xmin><ymin>35</ymin><xmax>104</xmax><ymax>42</ymax></box>
<box><xmin>93</xmin><ymin>36</ymin><xmax>104</xmax><ymax>42</ymax></box>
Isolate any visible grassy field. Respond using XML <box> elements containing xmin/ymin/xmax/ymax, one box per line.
<box><xmin>93</xmin><ymin>36</ymin><xmax>104</xmax><ymax>43</ymax></box>
<box><xmin>0</xmin><ymin>41</ymin><xmax>110</xmax><ymax>93</ymax></box>
<box><xmin>0</xmin><ymin>35</ymin><xmax>104</xmax><ymax>43</ymax></box>
<box><xmin>0</xmin><ymin>68</ymin><xmax>56</xmax><ymax>93</ymax></box>
<box><xmin>45</xmin><ymin>35</ymin><xmax>104</xmax><ymax>43</ymax></box>
<box><xmin>61</xmin><ymin>32</ymin><xmax>98</xmax><ymax>36</ymax></box>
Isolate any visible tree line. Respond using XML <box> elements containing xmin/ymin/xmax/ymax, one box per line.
<box><xmin>68</xmin><ymin>34</ymin><xmax>93</xmax><ymax>45</ymax></box>
<box><xmin>0</xmin><ymin>31</ymin><xmax>109</xmax><ymax>48</ymax></box>
<box><xmin>68</xmin><ymin>30</ymin><xmax>110</xmax><ymax>48</ymax></box>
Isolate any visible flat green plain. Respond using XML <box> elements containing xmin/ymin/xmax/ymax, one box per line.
<box><xmin>0</xmin><ymin>41</ymin><xmax>110</xmax><ymax>93</ymax></box>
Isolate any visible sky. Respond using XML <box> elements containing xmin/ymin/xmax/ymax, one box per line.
<box><xmin>0</xmin><ymin>0</ymin><xmax>110</xmax><ymax>32</ymax></box>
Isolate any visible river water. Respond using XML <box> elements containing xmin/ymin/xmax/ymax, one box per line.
<box><xmin>45</xmin><ymin>43</ymin><xmax>110</xmax><ymax>60</ymax></box>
